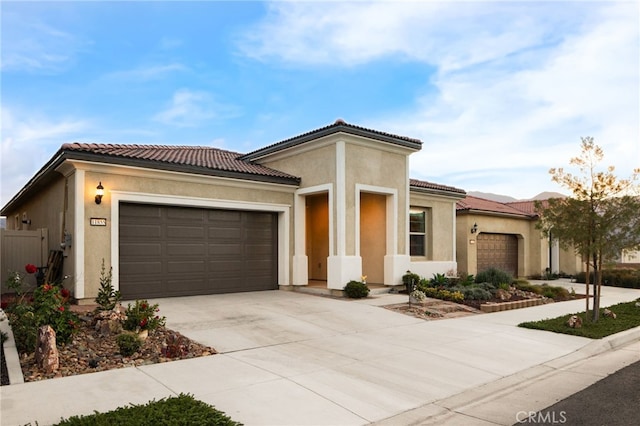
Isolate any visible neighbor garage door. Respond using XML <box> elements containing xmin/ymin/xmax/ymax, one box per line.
<box><xmin>476</xmin><ymin>233</ymin><xmax>518</xmax><ymax>277</ymax></box>
<box><xmin>119</xmin><ymin>203</ymin><xmax>278</xmax><ymax>299</ymax></box>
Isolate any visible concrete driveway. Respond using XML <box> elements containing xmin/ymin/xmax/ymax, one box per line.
<box><xmin>2</xmin><ymin>285</ymin><xmax>639</xmax><ymax>425</ymax></box>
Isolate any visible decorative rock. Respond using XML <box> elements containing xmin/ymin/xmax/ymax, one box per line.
<box><xmin>567</xmin><ymin>315</ymin><xmax>583</xmax><ymax>328</ymax></box>
<box><xmin>495</xmin><ymin>289</ymin><xmax>512</xmax><ymax>301</ymax></box>
<box><xmin>35</xmin><ymin>325</ymin><xmax>59</xmax><ymax>373</ymax></box>
<box><xmin>603</xmin><ymin>308</ymin><xmax>617</xmax><ymax>319</ymax></box>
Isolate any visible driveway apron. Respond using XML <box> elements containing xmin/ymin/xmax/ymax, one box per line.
<box><xmin>1</xmin><ymin>286</ymin><xmax>639</xmax><ymax>426</ymax></box>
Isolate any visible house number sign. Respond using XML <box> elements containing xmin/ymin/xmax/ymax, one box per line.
<box><xmin>90</xmin><ymin>218</ymin><xmax>107</xmax><ymax>226</ymax></box>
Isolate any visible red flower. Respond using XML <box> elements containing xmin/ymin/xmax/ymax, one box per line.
<box><xmin>60</xmin><ymin>288</ymin><xmax>71</xmax><ymax>298</ymax></box>
<box><xmin>42</xmin><ymin>284</ymin><xmax>52</xmax><ymax>292</ymax></box>
<box><xmin>25</xmin><ymin>264</ymin><xmax>37</xmax><ymax>274</ymax></box>
<box><xmin>140</xmin><ymin>303</ymin><xmax>148</xmax><ymax>310</ymax></box>
<box><xmin>58</xmin><ymin>306</ymin><xmax>65</xmax><ymax>312</ymax></box>
<box><xmin>140</xmin><ymin>318</ymin><xmax>148</xmax><ymax>328</ymax></box>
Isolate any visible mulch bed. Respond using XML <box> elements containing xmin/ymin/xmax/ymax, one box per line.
<box><xmin>1</xmin><ymin>307</ymin><xmax>217</xmax><ymax>384</ymax></box>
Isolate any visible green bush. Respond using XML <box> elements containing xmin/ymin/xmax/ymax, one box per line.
<box><xmin>95</xmin><ymin>259</ymin><xmax>121</xmax><ymax>311</ymax></box>
<box><xmin>56</xmin><ymin>393</ymin><xmax>242</xmax><ymax>426</ymax></box>
<box><xmin>123</xmin><ymin>300</ymin><xmax>166</xmax><ymax>332</ymax></box>
<box><xmin>402</xmin><ymin>271</ymin><xmax>421</xmax><ymax>293</ymax></box>
<box><xmin>423</xmin><ymin>287</ymin><xmax>464</xmax><ymax>303</ymax></box>
<box><xmin>429</xmin><ymin>273</ymin><xmax>449</xmax><ymax>286</ymax></box>
<box><xmin>5</xmin><ymin>272</ymin><xmax>79</xmax><ymax>353</ymax></box>
<box><xmin>575</xmin><ymin>269</ymin><xmax>640</xmax><ymax>289</ymax></box>
<box><xmin>116</xmin><ymin>332</ymin><xmax>142</xmax><ymax>356</ymax></box>
<box><xmin>450</xmin><ymin>286</ymin><xmax>493</xmax><ymax>301</ymax></box>
<box><xmin>475</xmin><ymin>267</ymin><xmax>513</xmax><ymax>286</ymax></box>
<box><xmin>343</xmin><ymin>280</ymin><xmax>370</xmax><ymax>298</ymax></box>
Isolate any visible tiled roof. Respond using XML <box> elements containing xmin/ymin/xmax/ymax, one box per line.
<box><xmin>457</xmin><ymin>195</ymin><xmax>536</xmax><ymax>217</ymax></box>
<box><xmin>505</xmin><ymin>200</ymin><xmax>543</xmax><ymax>215</ymax></box>
<box><xmin>61</xmin><ymin>143</ymin><xmax>300</xmax><ymax>183</ymax></box>
<box><xmin>409</xmin><ymin>178</ymin><xmax>466</xmax><ymax>195</ymax></box>
<box><xmin>241</xmin><ymin>119</ymin><xmax>422</xmax><ymax>160</ymax></box>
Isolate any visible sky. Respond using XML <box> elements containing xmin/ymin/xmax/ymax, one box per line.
<box><xmin>1</xmin><ymin>0</ymin><xmax>639</xmax><ymax>208</ymax></box>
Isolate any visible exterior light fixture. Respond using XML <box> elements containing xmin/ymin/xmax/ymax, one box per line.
<box><xmin>95</xmin><ymin>182</ymin><xmax>104</xmax><ymax>204</ymax></box>
<box><xmin>470</xmin><ymin>223</ymin><xmax>478</xmax><ymax>234</ymax></box>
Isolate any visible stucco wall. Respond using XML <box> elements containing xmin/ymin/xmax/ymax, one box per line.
<box><xmin>410</xmin><ymin>192</ymin><xmax>456</xmax><ymax>262</ymax></box>
<box><xmin>1</xmin><ymin>174</ymin><xmax>76</xmax><ymax>288</ymax></box>
<box><xmin>76</xmin><ymin>165</ymin><xmax>296</xmax><ymax>300</ymax></box>
<box><xmin>345</xmin><ymin>142</ymin><xmax>408</xmax><ymax>256</ymax></box>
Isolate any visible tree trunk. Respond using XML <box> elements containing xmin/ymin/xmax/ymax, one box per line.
<box><xmin>592</xmin><ymin>253</ymin><xmax>601</xmax><ymax>322</ymax></box>
<box><xmin>584</xmin><ymin>258</ymin><xmax>590</xmax><ymax>321</ymax></box>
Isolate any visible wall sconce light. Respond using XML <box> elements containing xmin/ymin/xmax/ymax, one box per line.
<box><xmin>470</xmin><ymin>222</ymin><xmax>478</xmax><ymax>234</ymax></box>
<box><xmin>95</xmin><ymin>182</ymin><xmax>104</xmax><ymax>205</ymax></box>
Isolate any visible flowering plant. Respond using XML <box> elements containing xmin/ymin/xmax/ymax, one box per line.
<box><xmin>123</xmin><ymin>299</ymin><xmax>166</xmax><ymax>332</ymax></box>
<box><xmin>25</xmin><ymin>264</ymin><xmax>38</xmax><ymax>274</ymax></box>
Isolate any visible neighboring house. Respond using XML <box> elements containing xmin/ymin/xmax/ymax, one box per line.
<box><xmin>455</xmin><ymin>196</ymin><xmax>582</xmax><ymax>278</ymax></box>
<box><xmin>1</xmin><ymin>120</ymin><xmax>466</xmax><ymax>303</ymax></box>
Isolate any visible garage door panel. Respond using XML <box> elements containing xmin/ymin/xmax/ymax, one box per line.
<box><xmin>477</xmin><ymin>233</ymin><xmax>518</xmax><ymax>276</ymax></box>
<box><xmin>120</xmin><ymin>203</ymin><xmax>277</xmax><ymax>298</ymax></box>
<box><xmin>167</xmin><ymin>261</ymin><xmax>206</xmax><ymax>273</ymax></box>
<box><xmin>167</xmin><ymin>225</ymin><xmax>205</xmax><ymax>238</ymax></box>
<box><xmin>209</xmin><ymin>227</ymin><xmax>242</xmax><ymax>239</ymax></box>
<box><xmin>120</xmin><ymin>243</ymin><xmax>162</xmax><ymax>257</ymax></box>
<box><xmin>120</xmin><ymin>224</ymin><xmax>162</xmax><ymax>238</ymax></box>
<box><xmin>167</xmin><ymin>243</ymin><xmax>206</xmax><ymax>256</ymax></box>
<box><xmin>167</xmin><ymin>208</ymin><xmax>205</xmax><ymax>221</ymax></box>
<box><xmin>120</xmin><ymin>261</ymin><xmax>163</xmax><ymax>275</ymax></box>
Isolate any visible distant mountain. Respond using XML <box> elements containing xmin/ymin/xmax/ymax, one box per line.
<box><xmin>467</xmin><ymin>191</ymin><xmax>517</xmax><ymax>203</ymax></box>
<box><xmin>528</xmin><ymin>191</ymin><xmax>566</xmax><ymax>201</ymax></box>
<box><xmin>468</xmin><ymin>191</ymin><xmax>566</xmax><ymax>203</ymax></box>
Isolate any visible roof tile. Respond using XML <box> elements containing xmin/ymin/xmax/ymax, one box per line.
<box><xmin>61</xmin><ymin>143</ymin><xmax>299</xmax><ymax>181</ymax></box>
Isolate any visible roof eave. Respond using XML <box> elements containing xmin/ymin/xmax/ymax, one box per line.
<box><xmin>410</xmin><ymin>185</ymin><xmax>467</xmax><ymax>200</ymax></box>
<box><xmin>241</xmin><ymin>123</ymin><xmax>422</xmax><ymax>161</ymax></box>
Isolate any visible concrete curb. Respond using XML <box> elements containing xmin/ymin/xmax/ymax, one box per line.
<box><xmin>0</xmin><ymin>315</ymin><xmax>25</xmax><ymax>385</ymax></box>
<box><xmin>372</xmin><ymin>326</ymin><xmax>640</xmax><ymax>425</ymax></box>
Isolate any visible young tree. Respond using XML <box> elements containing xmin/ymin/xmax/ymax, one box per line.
<box><xmin>536</xmin><ymin>137</ymin><xmax>640</xmax><ymax>322</ymax></box>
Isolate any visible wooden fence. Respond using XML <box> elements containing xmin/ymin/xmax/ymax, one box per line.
<box><xmin>0</xmin><ymin>228</ymin><xmax>48</xmax><ymax>293</ymax></box>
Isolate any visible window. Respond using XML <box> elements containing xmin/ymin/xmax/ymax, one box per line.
<box><xmin>410</xmin><ymin>209</ymin><xmax>426</xmax><ymax>256</ymax></box>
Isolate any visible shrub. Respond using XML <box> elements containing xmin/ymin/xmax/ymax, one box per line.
<box><xmin>575</xmin><ymin>269</ymin><xmax>640</xmax><ymax>289</ymax></box>
<box><xmin>430</xmin><ymin>273</ymin><xmax>449</xmax><ymax>286</ymax></box>
<box><xmin>343</xmin><ymin>280</ymin><xmax>370</xmax><ymax>298</ymax></box>
<box><xmin>5</xmin><ymin>272</ymin><xmax>79</xmax><ymax>353</ymax></box>
<box><xmin>116</xmin><ymin>332</ymin><xmax>142</xmax><ymax>356</ymax></box>
<box><xmin>409</xmin><ymin>289</ymin><xmax>426</xmax><ymax>302</ymax></box>
<box><xmin>123</xmin><ymin>300</ymin><xmax>166</xmax><ymax>332</ymax></box>
<box><xmin>423</xmin><ymin>287</ymin><xmax>464</xmax><ymax>303</ymax></box>
<box><xmin>475</xmin><ymin>267</ymin><xmax>514</xmax><ymax>286</ymax></box>
<box><xmin>162</xmin><ymin>332</ymin><xmax>190</xmax><ymax>358</ymax></box>
<box><xmin>57</xmin><ymin>393</ymin><xmax>242</xmax><ymax>426</ymax></box>
<box><xmin>402</xmin><ymin>271</ymin><xmax>421</xmax><ymax>293</ymax></box>
<box><xmin>95</xmin><ymin>259</ymin><xmax>121</xmax><ymax>311</ymax></box>
<box><xmin>451</xmin><ymin>286</ymin><xmax>493</xmax><ymax>301</ymax></box>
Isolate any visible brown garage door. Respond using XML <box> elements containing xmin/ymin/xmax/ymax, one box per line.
<box><xmin>119</xmin><ymin>203</ymin><xmax>278</xmax><ymax>299</ymax></box>
<box><xmin>476</xmin><ymin>233</ymin><xmax>518</xmax><ymax>277</ymax></box>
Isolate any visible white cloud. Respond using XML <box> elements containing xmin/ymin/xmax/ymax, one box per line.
<box><xmin>240</xmin><ymin>1</ymin><xmax>639</xmax><ymax>199</ymax></box>
<box><xmin>103</xmin><ymin>63</ymin><xmax>188</xmax><ymax>81</ymax></box>
<box><xmin>1</xmin><ymin>10</ymin><xmax>89</xmax><ymax>73</ymax></box>
<box><xmin>153</xmin><ymin>89</ymin><xmax>241</xmax><ymax>128</ymax></box>
<box><xmin>0</xmin><ymin>106</ymin><xmax>89</xmax><ymax>207</ymax></box>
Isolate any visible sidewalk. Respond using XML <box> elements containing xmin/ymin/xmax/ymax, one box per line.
<box><xmin>1</xmin><ymin>283</ymin><xmax>638</xmax><ymax>426</ymax></box>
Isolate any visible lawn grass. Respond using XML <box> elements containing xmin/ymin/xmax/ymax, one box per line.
<box><xmin>56</xmin><ymin>393</ymin><xmax>242</xmax><ymax>426</ymax></box>
<box><xmin>518</xmin><ymin>300</ymin><xmax>640</xmax><ymax>339</ymax></box>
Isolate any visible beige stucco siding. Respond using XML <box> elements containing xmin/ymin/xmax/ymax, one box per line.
<box><xmin>410</xmin><ymin>192</ymin><xmax>456</xmax><ymax>261</ymax></box>
<box><xmin>345</xmin><ymin>143</ymin><xmax>408</xmax><ymax>256</ymax></box>
<box><xmin>75</xmin><ymin>166</ymin><xmax>296</xmax><ymax>300</ymax></box>
<box><xmin>2</xmin><ymin>175</ymin><xmax>75</xmax><ymax>282</ymax></box>
<box><xmin>259</xmin><ymin>144</ymin><xmax>337</xmax><ymax>189</ymax></box>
